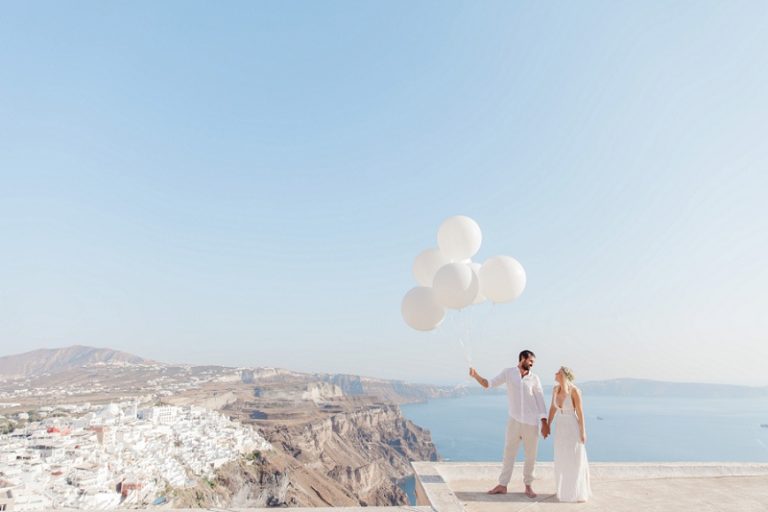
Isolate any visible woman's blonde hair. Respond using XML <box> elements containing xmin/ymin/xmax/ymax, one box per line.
<box><xmin>560</xmin><ymin>366</ymin><xmax>576</xmax><ymax>392</ymax></box>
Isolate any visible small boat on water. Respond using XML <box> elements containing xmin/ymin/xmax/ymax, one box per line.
<box><xmin>596</xmin><ymin>416</ymin><xmax>604</xmax><ymax>421</ymax></box>
<box><xmin>760</xmin><ymin>424</ymin><xmax>768</xmax><ymax>428</ymax></box>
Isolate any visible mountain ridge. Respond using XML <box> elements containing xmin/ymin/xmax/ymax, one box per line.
<box><xmin>3</xmin><ymin>346</ymin><xmax>766</xmax><ymax>397</ymax></box>
<box><xmin>0</xmin><ymin>345</ymin><xmax>157</xmax><ymax>380</ymax></box>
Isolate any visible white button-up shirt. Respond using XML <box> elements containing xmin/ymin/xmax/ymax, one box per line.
<box><xmin>490</xmin><ymin>367</ymin><xmax>548</xmax><ymax>426</ymax></box>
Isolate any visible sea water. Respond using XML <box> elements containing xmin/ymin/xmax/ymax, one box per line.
<box><xmin>398</xmin><ymin>393</ymin><xmax>768</xmax><ymax>504</ymax></box>
<box><xmin>401</xmin><ymin>394</ymin><xmax>768</xmax><ymax>462</ymax></box>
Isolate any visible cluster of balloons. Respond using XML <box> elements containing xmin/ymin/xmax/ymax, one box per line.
<box><xmin>401</xmin><ymin>215</ymin><xmax>527</xmax><ymax>331</ymax></box>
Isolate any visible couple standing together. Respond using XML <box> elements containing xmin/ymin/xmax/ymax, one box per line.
<box><xmin>469</xmin><ymin>350</ymin><xmax>591</xmax><ymax>503</ymax></box>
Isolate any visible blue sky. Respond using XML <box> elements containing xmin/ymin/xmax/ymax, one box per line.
<box><xmin>1</xmin><ymin>1</ymin><xmax>767</xmax><ymax>385</ymax></box>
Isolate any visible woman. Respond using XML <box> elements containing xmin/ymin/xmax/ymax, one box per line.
<box><xmin>547</xmin><ymin>366</ymin><xmax>591</xmax><ymax>502</ymax></box>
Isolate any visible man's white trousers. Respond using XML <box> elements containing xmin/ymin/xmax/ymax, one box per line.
<box><xmin>499</xmin><ymin>418</ymin><xmax>539</xmax><ymax>486</ymax></box>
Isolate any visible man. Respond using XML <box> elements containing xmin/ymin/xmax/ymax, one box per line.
<box><xmin>469</xmin><ymin>350</ymin><xmax>549</xmax><ymax>498</ymax></box>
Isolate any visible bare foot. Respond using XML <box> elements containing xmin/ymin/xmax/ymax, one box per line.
<box><xmin>524</xmin><ymin>485</ymin><xmax>537</xmax><ymax>499</ymax></box>
<box><xmin>488</xmin><ymin>485</ymin><xmax>507</xmax><ymax>494</ymax></box>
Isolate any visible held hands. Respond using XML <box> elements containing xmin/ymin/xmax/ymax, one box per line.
<box><xmin>541</xmin><ymin>421</ymin><xmax>550</xmax><ymax>439</ymax></box>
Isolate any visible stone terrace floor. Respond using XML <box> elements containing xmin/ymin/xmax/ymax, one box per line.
<box><xmin>412</xmin><ymin>461</ymin><xmax>768</xmax><ymax>512</ymax></box>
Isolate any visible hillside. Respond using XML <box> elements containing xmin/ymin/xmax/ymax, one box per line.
<box><xmin>0</xmin><ymin>345</ymin><xmax>442</xmax><ymax>508</ymax></box>
<box><xmin>0</xmin><ymin>345</ymin><xmax>156</xmax><ymax>380</ymax></box>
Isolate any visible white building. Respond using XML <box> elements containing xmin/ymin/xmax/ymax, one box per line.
<box><xmin>0</xmin><ymin>478</ymin><xmax>16</xmax><ymax>511</ymax></box>
<box><xmin>0</xmin><ymin>403</ymin><xmax>272</xmax><ymax>509</ymax></box>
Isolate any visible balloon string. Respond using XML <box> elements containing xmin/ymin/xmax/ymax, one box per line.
<box><xmin>456</xmin><ymin>308</ymin><xmax>473</xmax><ymax>367</ymax></box>
<box><xmin>458</xmin><ymin>336</ymin><xmax>472</xmax><ymax>366</ymax></box>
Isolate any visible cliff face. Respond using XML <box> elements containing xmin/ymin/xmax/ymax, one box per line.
<box><xmin>302</xmin><ymin>382</ymin><xmax>344</xmax><ymax>403</ymax></box>
<box><xmin>171</xmin><ymin>404</ymin><xmax>437</xmax><ymax>508</ymax></box>
<box><xmin>261</xmin><ymin>404</ymin><xmax>437</xmax><ymax>506</ymax></box>
<box><xmin>156</xmin><ymin>366</ymin><xmax>445</xmax><ymax>508</ymax></box>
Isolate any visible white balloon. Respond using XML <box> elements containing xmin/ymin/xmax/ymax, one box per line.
<box><xmin>469</xmin><ymin>262</ymin><xmax>486</xmax><ymax>304</ymax></box>
<box><xmin>479</xmin><ymin>256</ymin><xmax>527</xmax><ymax>304</ymax></box>
<box><xmin>401</xmin><ymin>287</ymin><xmax>446</xmax><ymax>331</ymax></box>
<box><xmin>437</xmin><ymin>216</ymin><xmax>482</xmax><ymax>261</ymax></box>
<box><xmin>412</xmin><ymin>248</ymin><xmax>451</xmax><ymax>287</ymax></box>
<box><xmin>432</xmin><ymin>262</ymin><xmax>479</xmax><ymax>310</ymax></box>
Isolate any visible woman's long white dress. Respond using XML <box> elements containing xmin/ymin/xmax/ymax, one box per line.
<box><xmin>553</xmin><ymin>387</ymin><xmax>592</xmax><ymax>502</ymax></box>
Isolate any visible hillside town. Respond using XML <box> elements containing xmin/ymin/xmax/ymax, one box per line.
<box><xmin>0</xmin><ymin>348</ymin><xmax>456</xmax><ymax>509</ymax></box>
<box><xmin>0</xmin><ymin>400</ymin><xmax>271</xmax><ymax>510</ymax></box>
<box><xmin>0</xmin><ymin>362</ymin><xmax>240</xmax><ymax>405</ymax></box>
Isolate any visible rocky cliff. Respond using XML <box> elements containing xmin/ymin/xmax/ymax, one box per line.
<box><xmin>171</xmin><ymin>403</ymin><xmax>437</xmax><ymax>508</ymax></box>
<box><xmin>264</xmin><ymin>404</ymin><xmax>436</xmax><ymax>506</ymax></box>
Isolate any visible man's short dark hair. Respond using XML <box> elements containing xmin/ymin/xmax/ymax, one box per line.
<box><xmin>519</xmin><ymin>350</ymin><xmax>536</xmax><ymax>361</ymax></box>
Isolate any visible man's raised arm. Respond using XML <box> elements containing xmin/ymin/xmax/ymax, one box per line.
<box><xmin>469</xmin><ymin>367</ymin><xmax>489</xmax><ymax>388</ymax></box>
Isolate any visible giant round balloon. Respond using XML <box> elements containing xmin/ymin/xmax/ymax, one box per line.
<box><xmin>437</xmin><ymin>216</ymin><xmax>482</xmax><ymax>261</ymax></box>
<box><xmin>479</xmin><ymin>256</ymin><xmax>527</xmax><ymax>303</ymax></box>
<box><xmin>412</xmin><ymin>248</ymin><xmax>451</xmax><ymax>287</ymax></box>
<box><xmin>469</xmin><ymin>262</ymin><xmax>486</xmax><ymax>304</ymax></box>
<box><xmin>401</xmin><ymin>287</ymin><xmax>446</xmax><ymax>331</ymax></box>
<box><xmin>432</xmin><ymin>262</ymin><xmax>479</xmax><ymax>309</ymax></box>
